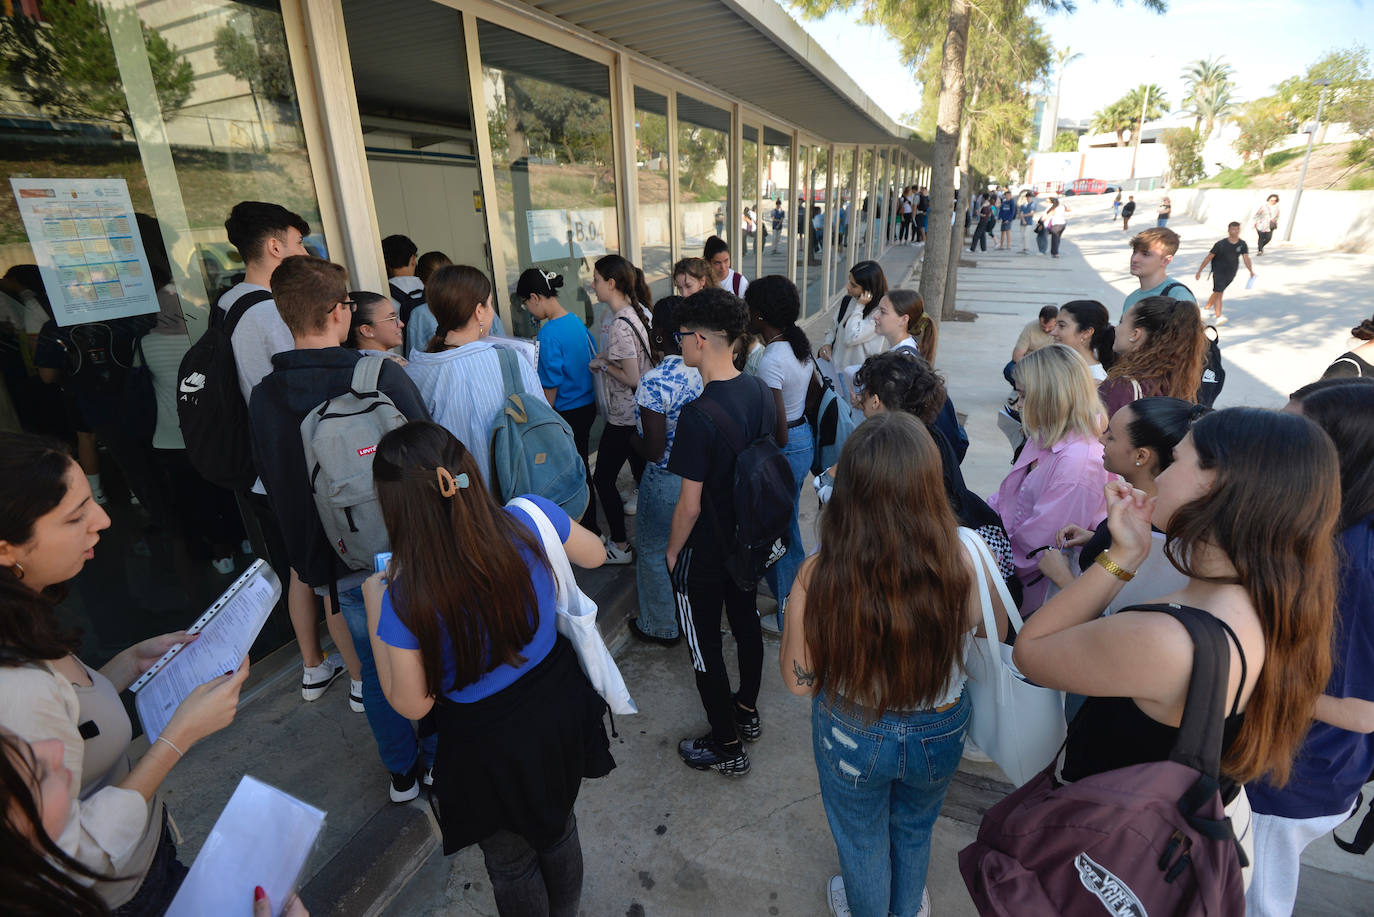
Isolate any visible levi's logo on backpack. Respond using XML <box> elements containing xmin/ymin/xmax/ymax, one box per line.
<box><xmin>300</xmin><ymin>355</ymin><xmax>406</xmax><ymax>568</ymax></box>
<box><xmin>488</xmin><ymin>346</ymin><xmax>589</xmax><ymax>520</ymax></box>
<box><xmin>696</xmin><ymin>375</ymin><xmax>796</xmax><ymax>591</ymax></box>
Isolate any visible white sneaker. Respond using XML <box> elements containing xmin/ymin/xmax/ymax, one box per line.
<box><xmin>827</xmin><ymin>876</ymin><xmax>851</xmax><ymax>917</ymax></box>
<box><xmin>1214</xmin><ymin>314</ymin><xmax>1228</xmax><ymax>325</ymax></box>
<box><xmin>211</xmin><ymin>556</ymin><xmax>235</xmax><ymax>575</ymax></box>
<box><xmin>621</xmin><ymin>489</ymin><xmax>638</xmax><ymax>516</ymax></box>
<box><xmin>349</xmin><ymin>679</ymin><xmax>364</xmax><ymax>713</ymax></box>
<box><xmin>302</xmin><ymin>653</ymin><xmax>346</xmax><ymax>701</ymax></box>
<box><xmin>604</xmin><ymin>540</ymin><xmax>634</xmax><ymax>565</ymax></box>
<box><xmin>919</xmin><ymin>886</ymin><xmax>932</xmax><ymax>916</ymax></box>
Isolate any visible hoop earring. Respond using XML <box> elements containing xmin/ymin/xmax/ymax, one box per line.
<box><xmin>11</xmin><ymin>562</ymin><xmax>23</xmax><ymax>580</ymax></box>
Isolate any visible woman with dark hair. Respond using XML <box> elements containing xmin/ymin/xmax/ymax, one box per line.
<box><xmin>745</xmin><ymin>276</ymin><xmax>813</xmax><ymax>634</ymax></box>
<box><xmin>362</xmin><ymin>421</ymin><xmax>612</xmax><ymax>916</ymax></box>
<box><xmin>1049</xmin><ymin>300</ymin><xmax>1114</xmax><ymax>381</ymax></box>
<box><xmin>1321</xmin><ymin>312</ymin><xmax>1374</xmax><ymax>379</ymax></box>
<box><xmin>1044</xmin><ymin>196</ymin><xmax>1069</xmax><ymax>258</ymax></box>
<box><xmin>872</xmin><ymin>288</ymin><xmax>938</xmax><ymax>364</ymax></box>
<box><xmin>345</xmin><ymin>291</ymin><xmax>406</xmax><ymax>362</ymax></box>
<box><xmin>1098</xmin><ymin>295</ymin><xmax>1207</xmax><ymax>418</ymax></box>
<box><xmin>781</xmin><ymin>411</ymin><xmax>1009</xmax><ymax>917</ymax></box>
<box><xmin>404</xmin><ymin>265</ymin><xmax>545</xmax><ymax>488</ymax></box>
<box><xmin>1014</xmin><ymin>408</ymin><xmax>1342</xmax><ymax>892</ymax></box>
<box><xmin>1244</xmin><ymin>381</ymin><xmax>1374</xmax><ymax>916</ymax></box>
<box><xmin>0</xmin><ymin>433</ymin><xmax>249</xmax><ymax>914</ymax></box>
<box><xmin>817</xmin><ymin>260</ymin><xmax>888</xmax><ymax>372</ymax></box>
<box><xmin>416</xmin><ymin>251</ymin><xmax>452</xmax><ymax>284</ymax></box>
<box><xmin>627</xmin><ymin>296</ymin><xmax>702</xmax><ymax>646</ymax></box>
<box><xmin>588</xmin><ymin>254</ymin><xmax>656</xmax><ymax>565</ymax></box>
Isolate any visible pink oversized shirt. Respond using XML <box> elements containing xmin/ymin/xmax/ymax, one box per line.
<box><xmin>988</xmin><ymin>432</ymin><xmax>1109</xmax><ymax>615</ymax></box>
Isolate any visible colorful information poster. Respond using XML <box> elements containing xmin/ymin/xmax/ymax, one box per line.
<box><xmin>9</xmin><ymin>177</ymin><xmax>159</xmax><ymax>327</ymax></box>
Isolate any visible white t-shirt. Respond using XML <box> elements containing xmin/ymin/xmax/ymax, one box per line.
<box><xmin>1090</xmin><ymin>362</ymin><xmax>1108</xmax><ymax>382</ymax></box>
<box><xmin>757</xmin><ymin>340</ymin><xmax>811</xmax><ymax>423</ymax></box>
<box><xmin>718</xmin><ymin>270</ymin><xmax>749</xmax><ymax>298</ymax></box>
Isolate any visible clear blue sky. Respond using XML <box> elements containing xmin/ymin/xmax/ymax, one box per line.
<box><xmin>792</xmin><ymin>1</ymin><xmax>1371</xmax><ymax>126</ymax></box>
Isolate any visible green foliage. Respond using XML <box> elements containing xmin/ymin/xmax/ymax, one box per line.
<box><xmin>1349</xmin><ymin>175</ymin><xmax>1374</xmax><ymax>190</ymax></box>
<box><xmin>1162</xmin><ymin>127</ymin><xmax>1205</xmax><ymax>186</ymax></box>
<box><xmin>0</xmin><ymin>1</ymin><xmax>193</xmax><ymax>127</ymax></box>
<box><xmin>1349</xmin><ymin>138</ymin><xmax>1374</xmax><ymax>166</ymax></box>
<box><xmin>1261</xmin><ymin>148</ymin><xmax>1301</xmax><ymax>171</ymax></box>
<box><xmin>1212</xmin><ymin>168</ymin><xmax>1251</xmax><ymax>189</ymax></box>
<box><xmin>1181</xmin><ymin>56</ymin><xmax>1235</xmax><ymax>140</ymax></box>
<box><xmin>1275</xmin><ymin>45</ymin><xmax>1371</xmax><ymax>123</ymax></box>
<box><xmin>1053</xmin><ymin>130</ymin><xmax>1079</xmax><ymax>152</ymax></box>
<box><xmin>1233</xmin><ymin>96</ymin><xmax>1292</xmax><ymax>163</ymax></box>
<box><xmin>491</xmin><ymin>74</ymin><xmax>613</xmax><ymax>169</ymax></box>
<box><xmin>213</xmin><ymin>10</ymin><xmax>294</xmax><ymax>101</ymax></box>
<box><xmin>677</xmin><ymin>123</ymin><xmax>727</xmax><ymax>196</ymax></box>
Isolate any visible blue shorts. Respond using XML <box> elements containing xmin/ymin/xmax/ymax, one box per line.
<box><xmin>1000</xmin><ymin>220</ymin><xmax>1012</xmax><ymax>231</ymax></box>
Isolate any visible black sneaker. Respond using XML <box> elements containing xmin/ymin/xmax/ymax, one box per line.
<box><xmin>734</xmin><ymin>698</ymin><xmax>762</xmax><ymax>742</ymax></box>
<box><xmin>389</xmin><ymin>766</ymin><xmax>420</xmax><ymax>803</ymax></box>
<box><xmin>678</xmin><ymin>734</ymin><xmax>751</xmax><ymax>776</ymax></box>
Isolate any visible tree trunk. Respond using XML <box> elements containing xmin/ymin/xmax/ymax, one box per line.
<box><xmin>920</xmin><ymin>0</ymin><xmax>971</xmax><ymax>323</ymax></box>
<box><xmin>942</xmin><ymin>99</ymin><xmax>975</xmax><ymax>321</ymax></box>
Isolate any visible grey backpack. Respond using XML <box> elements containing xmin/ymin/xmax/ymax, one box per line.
<box><xmin>300</xmin><ymin>355</ymin><xmax>406</xmax><ymax>571</ymax></box>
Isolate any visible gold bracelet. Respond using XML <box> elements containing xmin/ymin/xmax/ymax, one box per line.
<box><xmin>1095</xmin><ymin>550</ymin><xmax>1136</xmax><ymax>582</ymax></box>
<box><xmin>155</xmin><ymin>735</ymin><xmax>184</xmax><ymax>758</ymax></box>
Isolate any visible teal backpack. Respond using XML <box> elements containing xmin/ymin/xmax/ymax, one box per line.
<box><xmin>489</xmin><ymin>347</ymin><xmax>589</xmax><ymax>520</ymax></box>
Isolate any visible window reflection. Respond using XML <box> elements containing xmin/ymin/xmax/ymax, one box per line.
<box><xmin>676</xmin><ymin>95</ymin><xmax>729</xmax><ymax>260</ymax></box>
<box><xmin>634</xmin><ymin>88</ymin><xmax>671</xmax><ymax>301</ymax></box>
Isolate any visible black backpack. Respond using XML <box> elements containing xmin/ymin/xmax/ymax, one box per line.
<box><xmin>695</xmin><ymin>375</ymin><xmax>796</xmax><ymax>591</ymax></box>
<box><xmin>1198</xmin><ymin>325</ymin><xmax>1226</xmax><ymax>407</ymax></box>
<box><xmin>389</xmin><ymin>281</ymin><xmax>426</xmax><ymax>327</ymax></box>
<box><xmin>176</xmin><ymin>290</ymin><xmax>273</xmax><ymax>491</ymax></box>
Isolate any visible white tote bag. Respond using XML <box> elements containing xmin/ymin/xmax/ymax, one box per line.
<box><xmin>958</xmin><ymin>527</ymin><xmax>1066</xmax><ymax>786</ymax></box>
<box><xmin>508</xmin><ymin>498</ymin><xmax>637</xmax><ymax>715</ymax></box>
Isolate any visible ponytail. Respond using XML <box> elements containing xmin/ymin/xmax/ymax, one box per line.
<box><xmin>913</xmin><ymin>313</ymin><xmax>937</xmax><ymax>365</ymax></box>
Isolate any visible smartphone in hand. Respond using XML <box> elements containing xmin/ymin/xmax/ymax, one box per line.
<box><xmin>373</xmin><ymin>552</ymin><xmax>392</xmax><ymax>579</ymax></box>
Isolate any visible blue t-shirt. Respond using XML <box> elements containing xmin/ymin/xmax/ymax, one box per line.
<box><xmin>1121</xmin><ymin>277</ymin><xmax>1197</xmax><ymax>320</ymax></box>
<box><xmin>376</xmin><ymin>494</ymin><xmax>571</xmax><ymax>703</ymax></box>
<box><xmin>535</xmin><ymin>313</ymin><xmax>597</xmax><ymax>411</ymax></box>
<box><xmin>998</xmin><ymin>200</ymin><xmax>1015</xmax><ymax>221</ymax></box>
<box><xmin>1247</xmin><ymin>518</ymin><xmax>1374</xmax><ymax>818</ymax></box>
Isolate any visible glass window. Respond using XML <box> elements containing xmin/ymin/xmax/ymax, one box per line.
<box><xmin>801</xmin><ymin>144</ymin><xmax>829</xmax><ymax>316</ymax></box>
<box><xmin>676</xmin><ymin>95</ymin><xmax>728</xmax><ymax>261</ymax></box>
<box><xmin>479</xmin><ymin>20</ymin><xmax>617</xmax><ymax>332</ymax></box>
<box><xmin>741</xmin><ymin>124</ymin><xmax>759</xmax><ymax>279</ymax></box>
<box><xmin>633</xmin><ymin>87</ymin><xmax>671</xmax><ymax>302</ymax></box>
<box><xmin>0</xmin><ymin>0</ymin><xmax>325</xmax><ymax>664</ymax></box>
<box><xmin>832</xmin><ymin>147</ymin><xmax>854</xmax><ymax>287</ymax></box>
<box><xmin>858</xmin><ymin>148</ymin><xmax>873</xmax><ymax>260</ymax></box>
<box><xmin>762</xmin><ymin>127</ymin><xmax>792</xmax><ymax>280</ymax></box>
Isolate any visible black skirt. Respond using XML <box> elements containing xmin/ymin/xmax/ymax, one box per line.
<box><xmin>431</xmin><ymin>635</ymin><xmax>615</xmax><ymax>854</ymax></box>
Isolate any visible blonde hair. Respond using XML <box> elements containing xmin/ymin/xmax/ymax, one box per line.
<box><xmin>1014</xmin><ymin>344</ymin><xmax>1105</xmax><ymax>446</ymax></box>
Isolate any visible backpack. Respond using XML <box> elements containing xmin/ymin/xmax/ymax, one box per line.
<box><xmin>806</xmin><ymin>360</ymin><xmax>856</xmax><ymax>476</ymax></box>
<box><xmin>695</xmin><ymin>375</ymin><xmax>796</xmax><ymax>591</ymax></box>
<box><xmin>389</xmin><ymin>281</ymin><xmax>426</xmax><ymax>327</ymax></box>
<box><xmin>300</xmin><ymin>355</ymin><xmax>407</xmax><ymax>572</ymax></box>
<box><xmin>177</xmin><ymin>289</ymin><xmax>274</xmax><ymax>490</ymax></box>
<box><xmin>488</xmin><ymin>347</ymin><xmax>590</xmax><ymax>520</ymax></box>
<box><xmin>1198</xmin><ymin>325</ymin><xmax>1226</xmax><ymax>407</ymax></box>
<box><xmin>960</xmin><ymin>604</ymin><xmax>1247</xmax><ymax>917</ymax></box>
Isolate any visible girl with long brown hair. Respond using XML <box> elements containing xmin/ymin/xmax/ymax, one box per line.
<box><xmin>1099</xmin><ymin>295</ymin><xmax>1206</xmax><ymax>418</ymax></box>
<box><xmin>362</xmin><ymin>420</ymin><xmax>612</xmax><ymax>917</ymax></box>
<box><xmin>872</xmin><ymin>288</ymin><xmax>937</xmax><ymax>364</ymax></box>
<box><xmin>1014</xmin><ymin>408</ymin><xmax>1341</xmax><ymax>890</ymax></box>
<box><xmin>780</xmin><ymin>411</ymin><xmax>1008</xmax><ymax>917</ymax></box>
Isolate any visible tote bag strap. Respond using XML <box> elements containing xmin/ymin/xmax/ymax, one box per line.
<box><xmin>958</xmin><ymin>527</ymin><xmax>1027</xmax><ymax>702</ymax></box>
<box><xmin>507</xmin><ymin>496</ymin><xmax>573</xmax><ymax>609</ymax></box>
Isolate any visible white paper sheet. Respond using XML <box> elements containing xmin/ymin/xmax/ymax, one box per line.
<box><xmin>165</xmin><ymin>776</ymin><xmax>325</xmax><ymax>917</ymax></box>
<box><xmin>131</xmin><ymin>561</ymin><xmax>280</xmax><ymax>742</ymax></box>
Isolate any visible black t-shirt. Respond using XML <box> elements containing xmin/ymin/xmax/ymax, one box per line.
<box><xmin>667</xmin><ymin>372</ymin><xmax>774</xmax><ymax>566</ymax></box>
<box><xmin>1208</xmin><ymin>237</ymin><xmax>1248</xmax><ymax>277</ymax></box>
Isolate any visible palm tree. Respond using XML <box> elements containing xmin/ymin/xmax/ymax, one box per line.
<box><xmin>1186</xmin><ymin>83</ymin><xmax>1236</xmax><ymax>141</ymax></box>
<box><xmin>1091</xmin><ymin>99</ymin><xmax>1137</xmax><ymax>146</ymax></box>
<box><xmin>1182</xmin><ymin>56</ymin><xmax>1236</xmax><ymax>140</ymax></box>
<box><xmin>1043</xmin><ymin>45</ymin><xmax>1084</xmax><ymax>150</ymax></box>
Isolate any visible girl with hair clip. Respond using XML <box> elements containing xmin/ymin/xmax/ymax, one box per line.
<box><xmin>345</xmin><ymin>291</ymin><xmax>407</xmax><ymax>364</ymax></box>
<box><xmin>1320</xmin><ymin>311</ymin><xmax>1374</xmax><ymax>379</ymax></box>
<box><xmin>780</xmin><ymin>412</ymin><xmax>1009</xmax><ymax>917</ymax></box>
<box><xmin>404</xmin><ymin>265</ymin><xmax>546</xmax><ymax>489</ymax></box>
<box><xmin>872</xmin><ymin>289</ymin><xmax>938</xmax><ymax>365</ymax></box>
<box><xmin>817</xmin><ymin>260</ymin><xmax>889</xmax><ymax>374</ymax></box>
<box><xmin>362</xmin><ymin>421</ymin><xmax>612</xmax><ymax>917</ymax></box>
<box><xmin>0</xmin><ymin>433</ymin><xmax>249</xmax><ymax>915</ymax></box>
<box><xmin>627</xmin><ymin>295</ymin><xmax>702</xmax><ymax>646</ymax></box>
<box><xmin>989</xmin><ymin>344</ymin><xmax>1109</xmax><ymax>615</ymax></box>
<box><xmin>1014</xmin><ymin>408</ymin><xmax>1343</xmax><ymax>892</ymax></box>
<box><xmin>519</xmin><ymin>268</ymin><xmax>599</xmax><ymax>535</ymax></box>
<box><xmin>1099</xmin><ymin>295</ymin><xmax>1207</xmax><ymax>418</ymax></box>
<box><xmin>745</xmin><ymin>276</ymin><xmax>813</xmax><ymax>635</ymax></box>
<box><xmin>588</xmin><ymin>254</ymin><xmax>656</xmax><ymax>565</ymax></box>
<box><xmin>1049</xmin><ymin>300</ymin><xmax>1115</xmax><ymax>381</ymax></box>
<box><xmin>1039</xmin><ymin>397</ymin><xmax>1210</xmax><ymax>616</ymax></box>
<box><xmin>1244</xmin><ymin>380</ymin><xmax>1374</xmax><ymax>916</ymax></box>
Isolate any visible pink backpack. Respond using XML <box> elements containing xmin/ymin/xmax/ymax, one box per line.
<box><xmin>960</xmin><ymin>604</ymin><xmax>1246</xmax><ymax>916</ymax></box>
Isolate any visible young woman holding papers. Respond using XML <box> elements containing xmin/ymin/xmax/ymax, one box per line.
<box><xmin>0</xmin><ymin>433</ymin><xmax>248</xmax><ymax>915</ymax></box>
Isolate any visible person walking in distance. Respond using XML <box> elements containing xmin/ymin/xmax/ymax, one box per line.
<box><xmin>1156</xmin><ymin>196</ymin><xmax>1172</xmax><ymax>228</ymax></box>
<box><xmin>1112</xmin><ymin>190</ymin><xmax>1123</xmax><ymax>221</ymax></box>
<box><xmin>1253</xmin><ymin>194</ymin><xmax>1280</xmax><ymax>255</ymax></box>
<box><xmin>1120</xmin><ymin>195</ymin><xmax>1137</xmax><ymax>232</ymax></box>
<box><xmin>1195</xmin><ymin>222</ymin><xmax>1254</xmax><ymax>324</ymax></box>
<box><xmin>997</xmin><ymin>190</ymin><xmax>1016</xmax><ymax>250</ymax></box>
<box><xmin>1044</xmin><ymin>197</ymin><xmax>1070</xmax><ymax>259</ymax></box>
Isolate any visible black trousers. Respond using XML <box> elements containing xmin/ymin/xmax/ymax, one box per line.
<box><xmin>478</xmin><ymin>813</ymin><xmax>582</xmax><ymax>917</ymax></box>
<box><xmin>592</xmin><ymin>421</ymin><xmax>644</xmax><ymax>544</ymax></box>
<box><xmin>1256</xmin><ymin>229</ymin><xmax>1273</xmax><ymax>253</ymax></box>
<box><xmin>670</xmin><ymin>547</ymin><xmax>763</xmax><ymax>745</ymax></box>
<box><xmin>558</xmin><ymin>403</ymin><xmax>599</xmax><ymax>536</ymax></box>
<box><xmin>1049</xmin><ymin>224</ymin><xmax>1067</xmax><ymax>256</ymax></box>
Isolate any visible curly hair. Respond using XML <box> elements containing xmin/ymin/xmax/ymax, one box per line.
<box><xmin>853</xmin><ymin>349</ymin><xmax>947</xmax><ymax>425</ymax></box>
<box><xmin>744</xmin><ymin>275</ymin><xmax>810</xmax><ymax>363</ymax></box>
<box><xmin>1106</xmin><ymin>296</ymin><xmax>1206</xmax><ymax>403</ymax></box>
<box><xmin>676</xmin><ymin>287</ymin><xmax>749</xmax><ymax>342</ymax></box>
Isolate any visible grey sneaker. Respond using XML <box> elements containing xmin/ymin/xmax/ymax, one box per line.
<box><xmin>827</xmin><ymin>875</ymin><xmax>851</xmax><ymax>917</ymax></box>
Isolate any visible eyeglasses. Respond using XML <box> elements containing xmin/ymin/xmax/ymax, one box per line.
<box><xmin>366</xmin><ymin>311</ymin><xmax>400</xmax><ymax>326</ymax></box>
<box><xmin>672</xmin><ymin>330</ymin><xmax>697</xmax><ymax>346</ymax></box>
<box><xmin>336</xmin><ymin>299</ymin><xmax>357</xmax><ymax>314</ymax></box>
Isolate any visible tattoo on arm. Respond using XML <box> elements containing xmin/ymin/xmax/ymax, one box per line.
<box><xmin>793</xmin><ymin>660</ymin><xmax>815</xmax><ymax>687</ymax></box>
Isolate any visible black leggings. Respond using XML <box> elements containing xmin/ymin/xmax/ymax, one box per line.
<box><xmin>478</xmin><ymin>813</ymin><xmax>582</xmax><ymax>917</ymax></box>
<box><xmin>1049</xmin><ymin>225</ymin><xmax>1067</xmax><ymax>256</ymax></box>
<box><xmin>558</xmin><ymin>403</ymin><xmax>599</xmax><ymax>536</ymax></box>
<box><xmin>592</xmin><ymin>422</ymin><xmax>644</xmax><ymax>544</ymax></box>
<box><xmin>1256</xmin><ymin>229</ymin><xmax>1273</xmax><ymax>253</ymax></box>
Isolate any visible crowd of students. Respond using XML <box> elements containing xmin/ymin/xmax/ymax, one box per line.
<box><xmin>0</xmin><ymin>194</ymin><xmax>1371</xmax><ymax>917</ymax></box>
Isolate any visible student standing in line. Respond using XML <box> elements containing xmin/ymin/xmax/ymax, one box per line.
<box><xmin>872</xmin><ymin>289</ymin><xmax>938</xmax><ymax>365</ymax></box>
<box><xmin>363</xmin><ymin>421</ymin><xmax>612</xmax><ymax>917</ymax></box>
<box><xmin>781</xmin><ymin>411</ymin><xmax>1009</xmax><ymax>917</ymax></box>
<box><xmin>916</xmin><ymin>186</ymin><xmax>931</xmax><ymax>242</ymax></box>
<box><xmin>1194</xmin><ymin>222</ymin><xmax>1254</xmax><ymax>324</ymax></box>
<box><xmin>587</xmin><ymin>255</ymin><xmax>655</xmax><ymax>564</ymax></box>
<box><xmin>997</xmin><ymin>190</ymin><xmax>1016</xmax><ymax>250</ymax></box>
<box><xmin>898</xmin><ymin>188</ymin><xmax>914</xmax><ymax>243</ymax></box>
<box><xmin>1099</xmin><ymin>296</ymin><xmax>1207</xmax><ymax>418</ymax></box>
<box><xmin>672</xmin><ymin>257</ymin><xmax>713</xmax><ymax>298</ymax></box>
<box><xmin>1049</xmin><ymin>300</ymin><xmax>1115</xmax><ymax>381</ymax></box>
<box><xmin>628</xmin><ymin>296</ymin><xmax>702</xmax><ymax>647</ymax></box>
<box><xmin>416</xmin><ymin>251</ymin><xmax>452</xmax><ymax>284</ymax></box>
<box><xmin>345</xmin><ymin>291</ymin><xmax>407</xmax><ymax>363</ymax></box>
<box><xmin>771</xmin><ymin>199</ymin><xmax>786</xmax><ymax>252</ymax></box>
<box><xmin>746</xmin><ymin>276</ymin><xmax>814</xmax><ymax>636</ymax></box>
<box><xmin>1321</xmin><ymin>313</ymin><xmax>1374</xmax><ymax>379</ymax></box>
<box><xmin>817</xmin><ymin>260</ymin><xmax>888</xmax><ymax>375</ymax></box>
<box><xmin>382</xmin><ymin>234</ymin><xmax>424</xmax><ymax>326</ymax></box>
<box><xmin>704</xmin><ymin>236</ymin><xmax>749</xmax><ymax>297</ymax></box>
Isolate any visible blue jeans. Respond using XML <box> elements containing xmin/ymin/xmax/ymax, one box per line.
<box><xmin>634</xmin><ymin>462</ymin><xmax>681</xmax><ymax>638</ymax></box>
<box><xmin>812</xmin><ymin>691</ymin><xmax>970</xmax><ymax>917</ymax></box>
<box><xmin>764</xmin><ymin>421</ymin><xmax>812</xmax><ymax>623</ymax></box>
<box><xmin>336</xmin><ymin>585</ymin><xmax>437</xmax><ymax>775</ymax></box>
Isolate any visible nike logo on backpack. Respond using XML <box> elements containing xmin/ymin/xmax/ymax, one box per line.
<box><xmin>179</xmin><ymin>372</ymin><xmax>206</xmax><ymax>394</ymax></box>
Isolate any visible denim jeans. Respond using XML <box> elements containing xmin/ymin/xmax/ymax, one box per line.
<box><xmin>812</xmin><ymin>691</ymin><xmax>971</xmax><ymax>917</ymax></box>
<box><xmin>765</xmin><ymin>421</ymin><xmax>813</xmax><ymax>624</ymax></box>
<box><xmin>634</xmin><ymin>462</ymin><xmax>681</xmax><ymax>638</ymax></box>
<box><xmin>336</xmin><ymin>585</ymin><xmax>437</xmax><ymax>775</ymax></box>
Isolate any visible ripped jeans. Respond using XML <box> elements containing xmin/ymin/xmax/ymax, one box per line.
<box><xmin>811</xmin><ymin>691</ymin><xmax>970</xmax><ymax>917</ymax></box>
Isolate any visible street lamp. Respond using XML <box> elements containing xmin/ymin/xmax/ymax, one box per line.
<box><xmin>1284</xmin><ymin>78</ymin><xmax>1331</xmax><ymax>243</ymax></box>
